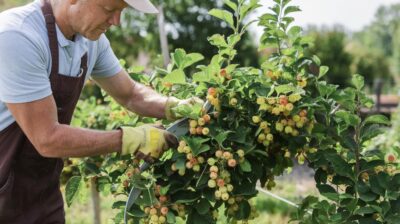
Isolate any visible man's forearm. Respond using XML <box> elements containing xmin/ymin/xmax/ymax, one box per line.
<box><xmin>125</xmin><ymin>81</ymin><xmax>169</xmax><ymax>119</ymax></box>
<box><xmin>40</xmin><ymin>124</ymin><xmax>122</xmax><ymax>158</ymax></box>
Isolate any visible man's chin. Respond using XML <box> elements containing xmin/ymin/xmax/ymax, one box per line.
<box><xmin>81</xmin><ymin>32</ymin><xmax>103</xmax><ymax>41</ymax></box>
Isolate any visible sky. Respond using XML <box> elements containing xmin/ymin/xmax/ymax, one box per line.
<box><xmin>252</xmin><ymin>0</ymin><xmax>400</xmax><ymax>36</ymax></box>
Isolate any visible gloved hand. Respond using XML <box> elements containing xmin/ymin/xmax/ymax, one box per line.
<box><xmin>165</xmin><ymin>96</ymin><xmax>205</xmax><ymax>121</ymax></box>
<box><xmin>120</xmin><ymin>125</ymin><xmax>178</xmax><ymax>163</ymax></box>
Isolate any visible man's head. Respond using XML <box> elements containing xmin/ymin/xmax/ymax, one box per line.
<box><xmin>56</xmin><ymin>0</ymin><xmax>157</xmax><ymax>41</ymax></box>
<box><xmin>124</xmin><ymin>0</ymin><xmax>158</xmax><ymax>14</ymax></box>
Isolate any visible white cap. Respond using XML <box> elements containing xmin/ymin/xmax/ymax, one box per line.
<box><xmin>124</xmin><ymin>0</ymin><xmax>159</xmax><ymax>14</ymax></box>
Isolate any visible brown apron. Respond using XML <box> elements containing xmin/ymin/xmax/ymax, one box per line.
<box><xmin>0</xmin><ymin>0</ymin><xmax>87</xmax><ymax>223</ymax></box>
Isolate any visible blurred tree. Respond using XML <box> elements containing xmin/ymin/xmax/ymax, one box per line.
<box><xmin>305</xmin><ymin>26</ymin><xmax>353</xmax><ymax>87</ymax></box>
<box><xmin>354</xmin><ymin>3</ymin><xmax>400</xmax><ymax>84</ymax></box>
<box><xmin>108</xmin><ymin>0</ymin><xmax>260</xmax><ymax>70</ymax></box>
<box><xmin>347</xmin><ymin>41</ymin><xmax>392</xmax><ymax>90</ymax></box>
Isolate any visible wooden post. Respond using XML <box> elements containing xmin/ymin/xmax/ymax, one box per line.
<box><xmin>157</xmin><ymin>4</ymin><xmax>171</xmax><ymax>68</ymax></box>
<box><xmin>374</xmin><ymin>78</ymin><xmax>383</xmax><ymax>113</ymax></box>
<box><xmin>91</xmin><ymin>177</ymin><xmax>101</xmax><ymax>224</ymax></box>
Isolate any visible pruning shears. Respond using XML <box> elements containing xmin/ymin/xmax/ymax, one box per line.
<box><xmin>124</xmin><ymin>101</ymin><xmax>212</xmax><ymax>223</ymax></box>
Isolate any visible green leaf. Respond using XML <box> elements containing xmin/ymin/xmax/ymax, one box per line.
<box><xmin>317</xmin><ymin>184</ymin><xmax>338</xmax><ymax>201</ymax></box>
<box><xmin>239</xmin><ymin>159</ymin><xmax>252</xmax><ymax>172</ymax></box>
<box><xmin>227</xmin><ymin>34</ymin><xmax>241</xmax><ymax>47</ymax></box>
<box><xmin>195</xmin><ymin>145</ymin><xmax>211</xmax><ymax>156</ymax></box>
<box><xmin>363</xmin><ymin>114</ymin><xmax>390</xmax><ymax>126</ymax></box>
<box><xmin>213</xmin><ymin>131</ymin><xmax>233</xmax><ymax>148</ymax></box>
<box><xmin>361</xmin><ymin>124</ymin><xmax>386</xmax><ymax>143</ymax></box>
<box><xmin>160</xmin><ymin>185</ymin><xmax>170</xmax><ymax>195</ymax></box>
<box><xmin>274</xmin><ymin>83</ymin><xmax>297</xmax><ymax>95</ymax></box>
<box><xmin>259</xmin><ymin>13</ymin><xmax>277</xmax><ymax>22</ymax></box>
<box><xmin>284</xmin><ymin>6</ymin><xmax>301</xmax><ymax>15</ymax></box>
<box><xmin>209</xmin><ymin>9</ymin><xmax>235</xmax><ymax>29</ymax></box>
<box><xmin>65</xmin><ymin>176</ymin><xmax>82</xmax><ymax>207</ymax></box>
<box><xmin>312</xmin><ymin>55</ymin><xmax>321</xmax><ymax>66</ymax></box>
<box><xmin>193</xmin><ymin>71</ymin><xmax>211</xmax><ymax>82</ymax></box>
<box><xmin>167</xmin><ymin>211</ymin><xmax>176</xmax><ymax>224</ymax></box>
<box><xmin>318</xmin><ymin>66</ymin><xmax>329</xmax><ymax>79</ymax></box>
<box><xmin>317</xmin><ymin>82</ymin><xmax>337</xmax><ymax>97</ymax></box>
<box><xmin>128</xmin><ymin>204</ymin><xmax>146</xmax><ymax>218</ymax></box>
<box><xmin>195</xmin><ymin>198</ymin><xmax>211</xmax><ymax>215</ymax></box>
<box><xmin>335</xmin><ymin>110</ymin><xmax>361</xmax><ymax>127</ymax></box>
<box><xmin>236</xmin><ymin>200</ymin><xmax>251</xmax><ymax>220</ymax></box>
<box><xmin>351</xmin><ymin>74</ymin><xmax>364</xmax><ymax>90</ymax></box>
<box><xmin>354</xmin><ymin>206</ymin><xmax>376</xmax><ymax>215</ymax></box>
<box><xmin>287</xmin><ymin>26</ymin><xmax>302</xmax><ymax>39</ymax></box>
<box><xmin>112</xmin><ymin>201</ymin><xmax>126</xmax><ymax>209</ymax></box>
<box><xmin>128</xmin><ymin>65</ymin><xmax>145</xmax><ymax>73</ymax></box>
<box><xmin>324</xmin><ymin>153</ymin><xmax>353</xmax><ymax>179</ymax></box>
<box><xmin>173</xmin><ymin>190</ymin><xmax>200</xmax><ymax>203</ymax></box>
<box><xmin>185</xmin><ymin>137</ymin><xmax>210</xmax><ymax>156</ymax></box>
<box><xmin>182</xmin><ymin>53</ymin><xmax>204</xmax><ymax>69</ymax></box>
<box><xmin>163</xmin><ymin>69</ymin><xmax>186</xmax><ymax>84</ymax></box>
<box><xmin>135</xmin><ymin>188</ymin><xmax>157</xmax><ymax>207</ymax></box>
<box><xmin>172</xmin><ymin>49</ymin><xmax>186</xmax><ymax>69</ymax></box>
<box><xmin>240</xmin><ymin>0</ymin><xmax>261</xmax><ymax>20</ymax></box>
<box><xmin>224</xmin><ymin>0</ymin><xmax>237</xmax><ymax>11</ymax></box>
<box><xmin>208</xmin><ymin>34</ymin><xmax>228</xmax><ymax>48</ymax></box>
<box><xmin>187</xmin><ymin>210</ymin><xmax>214</xmax><ymax>224</ymax></box>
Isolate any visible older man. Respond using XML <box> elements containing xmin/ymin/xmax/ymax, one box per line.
<box><xmin>0</xmin><ymin>0</ymin><xmax>200</xmax><ymax>223</ymax></box>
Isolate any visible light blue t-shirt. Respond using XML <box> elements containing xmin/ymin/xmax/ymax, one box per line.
<box><xmin>0</xmin><ymin>0</ymin><xmax>123</xmax><ymax>131</ymax></box>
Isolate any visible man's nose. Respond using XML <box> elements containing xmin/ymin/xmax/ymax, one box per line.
<box><xmin>108</xmin><ymin>11</ymin><xmax>121</xmax><ymax>26</ymax></box>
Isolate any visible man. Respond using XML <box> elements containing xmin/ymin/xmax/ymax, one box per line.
<box><xmin>0</xmin><ymin>0</ymin><xmax>201</xmax><ymax>223</ymax></box>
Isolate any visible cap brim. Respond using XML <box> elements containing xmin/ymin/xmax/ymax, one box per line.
<box><xmin>124</xmin><ymin>0</ymin><xmax>159</xmax><ymax>14</ymax></box>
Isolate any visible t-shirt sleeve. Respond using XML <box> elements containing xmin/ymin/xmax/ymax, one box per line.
<box><xmin>0</xmin><ymin>31</ymin><xmax>52</xmax><ymax>103</ymax></box>
<box><xmin>91</xmin><ymin>34</ymin><xmax>122</xmax><ymax>78</ymax></box>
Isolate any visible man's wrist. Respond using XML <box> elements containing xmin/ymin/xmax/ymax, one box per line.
<box><xmin>165</xmin><ymin>96</ymin><xmax>180</xmax><ymax>121</ymax></box>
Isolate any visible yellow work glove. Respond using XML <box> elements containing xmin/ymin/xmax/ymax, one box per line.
<box><xmin>165</xmin><ymin>96</ymin><xmax>205</xmax><ymax>121</ymax></box>
<box><xmin>120</xmin><ymin>125</ymin><xmax>178</xmax><ymax>162</ymax></box>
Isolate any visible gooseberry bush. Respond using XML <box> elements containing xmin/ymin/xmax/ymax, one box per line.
<box><xmin>66</xmin><ymin>0</ymin><xmax>400</xmax><ymax>223</ymax></box>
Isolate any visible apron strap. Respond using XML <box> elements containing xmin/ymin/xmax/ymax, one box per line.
<box><xmin>40</xmin><ymin>0</ymin><xmax>59</xmax><ymax>82</ymax></box>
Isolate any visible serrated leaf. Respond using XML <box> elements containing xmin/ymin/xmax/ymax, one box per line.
<box><xmin>318</xmin><ymin>66</ymin><xmax>329</xmax><ymax>79</ymax></box>
<box><xmin>335</xmin><ymin>110</ymin><xmax>360</xmax><ymax>127</ymax></box>
<box><xmin>193</xmin><ymin>71</ymin><xmax>211</xmax><ymax>82</ymax></box>
<box><xmin>274</xmin><ymin>84</ymin><xmax>297</xmax><ymax>95</ymax></box>
<box><xmin>259</xmin><ymin>13</ymin><xmax>277</xmax><ymax>22</ymax></box>
<box><xmin>354</xmin><ymin>206</ymin><xmax>377</xmax><ymax>215</ymax></box>
<box><xmin>163</xmin><ymin>69</ymin><xmax>186</xmax><ymax>84</ymax></box>
<box><xmin>182</xmin><ymin>53</ymin><xmax>204</xmax><ymax>69</ymax></box>
<box><xmin>112</xmin><ymin>201</ymin><xmax>126</xmax><ymax>209</ymax></box>
<box><xmin>287</xmin><ymin>26</ymin><xmax>302</xmax><ymax>39</ymax></box>
<box><xmin>284</xmin><ymin>6</ymin><xmax>301</xmax><ymax>15</ymax></box>
<box><xmin>65</xmin><ymin>176</ymin><xmax>82</xmax><ymax>207</ymax></box>
<box><xmin>213</xmin><ymin>131</ymin><xmax>233</xmax><ymax>148</ymax></box>
<box><xmin>185</xmin><ymin>137</ymin><xmax>210</xmax><ymax>156</ymax></box>
<box><xmin>363</xmin><ymin>114</ymin><xmax>390</xmax><ymax>126</ymax></box>
<box><xmin>209</xmin><ymin>9</ymin><xmax>235</xmax><ymax>29</ymax></box>
<box><xmin>173</xmin><ymin>190</ymin><xmax>200</xmax><ymax>203</ymax></box>
<box><xmin>195</xmin><ymin>198</ymin><xmax>211</xmax><ymax>215</ymax></box>
<box><xmin>317</xmin><ymin>184</ymin><xmax>338</xmax><ymax>201</ymax></box>
<box><xmin>167</xmin><ymin>211</ymin><xmax>176</xmax><ymax>224</ymax></box>
<box><xmin>351</xmin><ymin>74</ymin><xmax>364</xmax><ymax>90</ymax></box>
<box><xmin>224</xmin><ymin>0</ymin><xmax>237</xmax><ymax>11</ymax></box>
<box><xmin>227</xmin><ymin>34</ymin><xmax>241</xmax><ymax>47</ymax></box>
<box><xmin>172</xmin><ymin>49</ymin><xmax>186</xmax><ymax>69</ymax></box>
<box><xmin>128</xmin><ymin>204</ymin><xmax>146</xmax><ymax>218</ymax></box>
<box><xmin>208</xmin><ymin>34</ymin><xmax>228</xmax><ymax>48</ymax></box>
<box><xmin>240</xmin><ymin>0</ymin><xmax>261</xmax><ymax>19</ymax></box>
<box><xmin>236</xmin><ymin>200</ymin><xmax>251</xmax><ymax>220</ymax></box>
<box><xmin>239</xmin><ymin>159</ymin><xmax>252</xmax><ymax>172</ymax></box>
